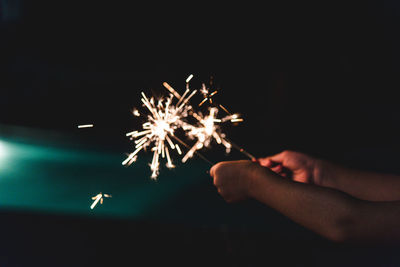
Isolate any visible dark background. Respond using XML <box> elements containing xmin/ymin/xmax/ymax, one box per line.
<box><xmin>2</xmin><ymin>0</ymin><xmax>400</xmax><ymax>266</ymax></box>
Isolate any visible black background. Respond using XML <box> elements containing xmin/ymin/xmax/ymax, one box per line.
<box><xmin>2</xmin><ymin>0</ymin><xmax>400</xmax><ymax>266</ymax></box>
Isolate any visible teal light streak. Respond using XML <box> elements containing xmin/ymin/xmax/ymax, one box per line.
<box><xmin>0</xmin><ymin>125</ymin><xmax>207</xmax><ymax>221</ymax></box>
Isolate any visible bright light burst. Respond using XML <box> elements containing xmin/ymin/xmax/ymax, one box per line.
<box><xmin>124</xmin><ymin>74</ymin><xmax>249</xmax><ymax>179</ymax></box>
<box><xmin>123</xmin><ymin>88</ymin><xmax>196</xmax><ymax>179</ymax></box>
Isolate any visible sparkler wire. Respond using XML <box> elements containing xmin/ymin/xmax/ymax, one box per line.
<box><xmin>227</xmin><ymin>139</ymin><xmax>256</xmax><ymax>160</ymax></box>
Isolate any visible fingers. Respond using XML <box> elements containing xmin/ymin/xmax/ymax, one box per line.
<box><xmin>256</xmin><ymin>150</ymin><xmax>290</xmax><ymax>167</ymax></box>
<box><xmin>209</xmin><ymin>161</ymin><xmax>222</xmax><ymax>177</ymax></box>
<box><xmin>270</xmin><ymin>164</ymin><xmax>283</xmax><ymax>173</ymax></box>
<box><xmin>254</xmin><ymin>151</ymin><xmax>292</xmax><ymax>178</ymax></box>
<box><xmin>209</xmin><ymin>165</ymin><xmax>215</xmax><ymax>177</ymax></box>
<box><xmin>257</xmin><ymin>158</ymin><xmax>273</xmax><ymax>167</ymax></box>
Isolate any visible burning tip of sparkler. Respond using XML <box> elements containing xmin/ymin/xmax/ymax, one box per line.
<box><xmin>78</xmin><ymin>124</ymin><xmax>94</xmax><ymax>128</ymax></box>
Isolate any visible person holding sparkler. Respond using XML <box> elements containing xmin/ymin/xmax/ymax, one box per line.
<box><xmin>210</xmin><ymin>150</ymin><xmax>400</xmax><ymax>243</ymax></box>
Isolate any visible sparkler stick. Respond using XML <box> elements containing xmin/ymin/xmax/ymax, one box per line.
<box><xmin>226</xmin><ymin>139</ymin><xmax>255</xmax><ymax>160</ymax></box>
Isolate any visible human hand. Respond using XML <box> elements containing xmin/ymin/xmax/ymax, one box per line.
<box><xmin>254</xmin><ymin>150</ymin><xmax>323</xmax><ymax>185</ymax></box>
<box><xmin>209</xmin><ymin>160</ymin><xmax>270</xmax><ymax>203</ymax></box>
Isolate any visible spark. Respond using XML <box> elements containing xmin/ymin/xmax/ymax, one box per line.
<box><xmin>78</xmin><ymin>124</ymin><xmax>94</xmax><ymax>128</ymax></box>
<box><xmin>163</xmin><ymin>82</ymin><xmax>181</xmax><ymax>99</ymax></box>
<box><xmin>132</xmin><ymin>108</ymin><xmax>140</xmax><ymax>116</ymax></box>
<box><xmin>219</xmin><ymin>104</ymin><xmax>230</xmax><ymax>114</ymax></box>
<box><xmin>199</xmin><ymin>83</ymin><xmax>218</xmax><ymax>107</ymax></box>
<box><xmin>186</xmin><ymin>74</ymin><xmax>194</xmax><ymax>83</ymax></box>
<box><xmin>90</xmin><ymin>192</ymin><xmax>111</xmax><ymax>209</ymax></box>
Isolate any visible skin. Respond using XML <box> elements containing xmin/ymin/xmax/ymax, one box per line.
<box><xmin>209</xmin><ymin>150</ymin><xmax>400</xmax><ymax>244</ymax></box>
<box><xmin>258</xmin><ymin>150</ymin><xmax>400</xmax><ymax>201</ymax></box>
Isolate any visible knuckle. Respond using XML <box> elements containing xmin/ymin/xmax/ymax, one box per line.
<box><xmin>283</xmin><ymin>150</ymin><xmax>292</xmax><ymax>155</ymax></box>
<box><xmin>214</xmin><ymin>162</ymin><xmax>226</xmax><ymax>176</ymax></box>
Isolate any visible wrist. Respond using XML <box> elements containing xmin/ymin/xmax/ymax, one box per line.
<box><xmin>313</xmin><ymin>158</ymin><xmax>337</xmax><ymax>187</ymax></box>
<box><xmin>246</xmin><ymin>165</ymin><xmax>272</xmax><ymax>199</ymax></box>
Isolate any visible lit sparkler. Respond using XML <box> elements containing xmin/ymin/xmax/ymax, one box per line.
<box><xmin>162</xmin><ymin>75</ymin><xmax>251</xmax><ymax>162</ymax></box>
<box><xmin>90</xmin><ymin>192</ymin><xmax>111</xmax><ymax>209</ymax></box>
<box><xmin>124</xmin><ymin>75</ymin><xmax>254</xmax><ymax>179</ymax></box>
<box><xmin>123</xmin><ymin>89</ymin><xmax>196</xmax><ymax>179</ymax></box>
<box><xmin>181</xmin><ymin>107</ymin><xmax>245</xmax><ymax>162</ymax></box>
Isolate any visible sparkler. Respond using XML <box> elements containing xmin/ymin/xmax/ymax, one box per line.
<box><xmin>182</xmin><ymin>107</ymin><xmax>231</xmax><ymax>162</ymax></box>
<box><xmin>163</xmin><ymin>75</ymin><xmax>254</xmax><ymax>162</ymax></box>
<box><xmin>90</xmin><ymin>192</ymin><xmax>111</xmax><ymax>209</ymax></box>
<box><xmin>123</xmin><ymin>89</ymin><xmax>197</xmax><ymax>179</ymax></box>
<box><xmin>162</xmin><ymin>77</ymin><xmax>230</xmax><ymax>163</ymax></box>
<box><xmin>124</xmin><ymin>74</ymin><xmax>255</xmax><ymax>179</ymax></box>
<box><xmin>197</xmin><ymin>80</ymin><xmax>255</xmax><ymax>160</ymax></box>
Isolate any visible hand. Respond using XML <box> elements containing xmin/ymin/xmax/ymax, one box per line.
<box><xmin>255</xmin><ymin>150</ymin><xmax>322</xmax><ymax>185</ymax></box>
<box><xmin>209</xmin><ymin>160</ymin><xmax>269</xmax><ymax>203</ymax></box>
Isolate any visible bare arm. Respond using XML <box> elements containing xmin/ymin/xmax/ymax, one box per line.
<box><xmin>211</xmin><ymin>160</ymin><xmax>400</xmax><ymax>243</ymax></box>
<box><xmin>259</xmin><ymin>150</ymin><xmax>400</xmax><ymax>201</ymax></box>
<box><xmin>317</xmin><ymin>159</ymin><xmax>400</xmax><ymax>201</ymax></box>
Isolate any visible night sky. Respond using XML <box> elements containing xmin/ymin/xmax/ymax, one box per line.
<box><xmin>2</xmin><ymin>1</ymin><xmax>400</xmax><ymax>266</ymax></box>
<box><xmin>2</xmin><ymin>1</ymin><xmax>400</xmax><ymax>165</ymax></box>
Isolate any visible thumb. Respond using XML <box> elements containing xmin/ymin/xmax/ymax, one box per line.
<box><xmin>209</xmin><ymin>164</ymin><xmax>217</xmax><ymax>177</ymax></box>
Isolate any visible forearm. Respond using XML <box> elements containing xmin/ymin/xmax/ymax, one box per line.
<box><xmin>250</xmin><ymin>170</ymin><xmax>400</xmax><ymax>243</ymax></box>
<box><xmin>317</xmin><ymin>159</ymin><xmax>400</xmax><ymax>201</ymax></box>
<box><xmin>249</xmin><ymin>170</ymin><xmax>364</xmax><ymax>242</ymax></box>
